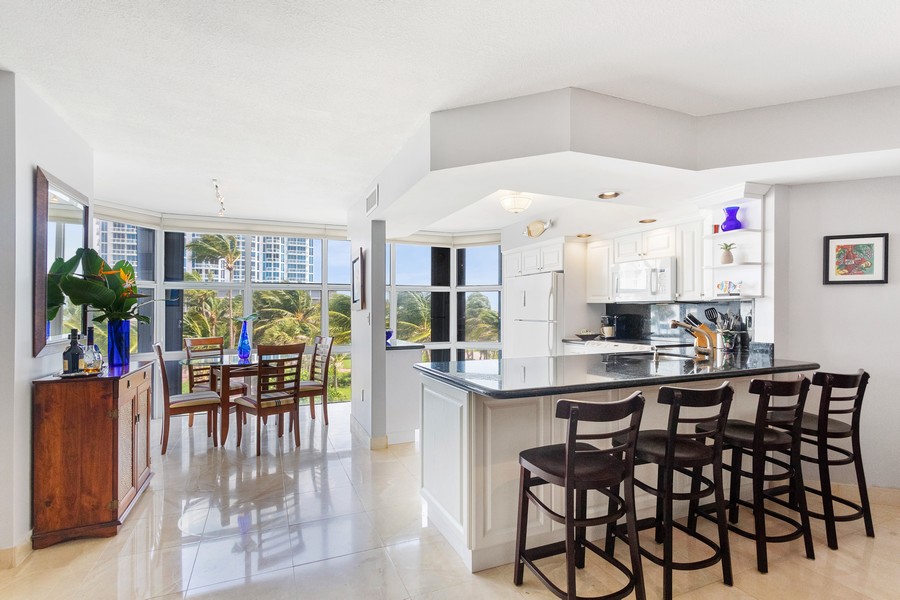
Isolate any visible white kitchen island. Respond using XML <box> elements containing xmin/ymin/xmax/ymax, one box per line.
<box><xmin>414</xmin><ymin>351</ymin><xmax>819</xmax><ymax>572</ymax></box>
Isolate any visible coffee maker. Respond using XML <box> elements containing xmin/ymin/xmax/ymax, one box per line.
<box><xmin>600</xmin><ymin>316</ymin><xmax>616</xmax><ymax>339</ymax></box>
<box><xmin>611</xmin><ymin>314</ymin><xmax>644</xmax><ymax>340</ymax></box>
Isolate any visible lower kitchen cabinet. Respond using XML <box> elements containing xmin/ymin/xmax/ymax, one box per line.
<box><xmin>32</xmin><ymin>362</ymin><xmax>152</xmax><ymax>549</ymax></box>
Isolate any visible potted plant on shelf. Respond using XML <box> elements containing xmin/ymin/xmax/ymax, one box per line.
<box><xmin>719</xmin><ymin>242</ymin><xmax>736</xmax><ymax>265</ymax></box>
<box><xmin>47</xmin><ymin>248</ymin><xmax>150</xmax><ymax>367</ymax></box>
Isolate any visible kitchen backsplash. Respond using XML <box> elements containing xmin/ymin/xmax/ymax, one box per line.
<box><xmin>605</xmin><ymin>300</ymin><xmax>754</xmax><ymax>344</ymax></box>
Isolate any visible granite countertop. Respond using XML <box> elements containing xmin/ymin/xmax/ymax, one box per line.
<box><xmin>413</xmin><ymin>352</ymin><xmax>819</xmax><ymax>399</ymax></box>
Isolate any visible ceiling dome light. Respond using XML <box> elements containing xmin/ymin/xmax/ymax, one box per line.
<box><xmin>597</xmin><ymin>191</ymin><xmax>621</xmax><ymax>200</ymax></box>
<box><xmin>500</xmin><ymin>194</ymin><xmax>532</xmax><ymax>214</ymax></box>
<box><xmin>638</xmin><ymin>218</ymin><xmax>657</xmax><ymax>224</ymax></box>
<box><xmin>576</xmin><ymin>233</ymin><xmax>592</xmax><ymax>238</ymax></box>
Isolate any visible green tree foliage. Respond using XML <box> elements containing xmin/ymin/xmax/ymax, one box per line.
<box><xmin>186</xmin><ymin>234</ymin><xmax>242</xmax><ymax>345</ymax></box>
<box><xmin>252</xmin><ymin>289</ymin><xmax>322</xmax><ymax>344</ymax></box>
<box><xmin>396</xmin><ymin>291</ymin><xmax>432</xmax><ymax>342</ymax></box>
<box><xmin>464</xmin><ymin>292</ymin><xmax>499</xmax><ymax>342</ymax></box>
<box><xmin>328</xmin><ymin>293</ymin><xmax>352</xmax><ymax>345</ymax></box>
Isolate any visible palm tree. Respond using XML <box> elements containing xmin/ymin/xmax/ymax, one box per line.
<box><xmin>253</xmin><ymin>289</ymin><xmax>322</xmax><ymax>345</ymax></box>
<box><xmin>328</xmin><ymin>293</ymin><xmax>352</xmax><ymax>345</ymax></box>
<box><xmin>464</xmin><ymin>292</ymin><xmax>500</xmax><ymax>342</ymax></box>
<box><xmin>396</xmin><ymin>291</ymin><xmax>432</xmax><ymax>342</ymax></box>
<box><xmin>186</xmin><ymin>234</ymin><xmax>242</xmax><ymax>345</ymax></box>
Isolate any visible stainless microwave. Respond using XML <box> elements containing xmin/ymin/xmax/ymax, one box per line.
<box><xmin>612</xmin><ymin>256</ymin><xmax>676</xmax><ymax>303</ymax></box>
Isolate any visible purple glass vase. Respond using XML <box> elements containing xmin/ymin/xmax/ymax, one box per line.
<box><xmin>721</xmin><ymin>206</ymin><xmax>742</xmax><ymax>231</ymax></box>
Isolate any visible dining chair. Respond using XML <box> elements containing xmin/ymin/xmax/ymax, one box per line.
<box><xmin>154</xmin><ymin>343</ymin><xmax>221</xmax><ymax>454</ymax></box>
<box><xmin>299</xmin><ymin>336</ymin><xmax>334</xmax><ymax>425</ymax></box>
<box><xmin>234</xmin><ymin>343</ymin><xmax>305</xmax><ymax>456</ymax></box>
<box><xmin>184</xmin><ymin>336</ymin><xmax>248</xmax><ymax>427</ymax></box>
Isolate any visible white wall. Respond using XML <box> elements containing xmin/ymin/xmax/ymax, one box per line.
<box><xmin>778</xmin><ymin>176</ymin><xmax>900</xmax><ymax>489</ymax></box>
<box><xmin>0</xmin><ymin>72</ymin><xmax>93</xmax><ymax>562</ymax></box>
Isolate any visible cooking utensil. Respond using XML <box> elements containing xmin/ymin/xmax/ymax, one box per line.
<box><xmin>704</xmin><ymin>307</ymin><xmax>721</xmax><ymax>326</ymax></box>
<box><xmin>685</xmin><ymin>313</ymin><xmax>703</xmax><ymax>327</ymax></box>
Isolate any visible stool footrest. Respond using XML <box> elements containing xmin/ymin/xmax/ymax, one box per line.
<box><xmin>615</xmin><ymin>517</ymin><xmax>724</xmax><ymax>572</ymax></box>
<box><xmin>520</xmin><ymin>538</ymin><xmax>639</xmax><ymax>600</ymax></box>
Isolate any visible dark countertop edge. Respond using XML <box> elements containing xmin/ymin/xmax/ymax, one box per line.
<box><xmin>386</xmin><ymin>342</ymin><xmax>426</xmax><ymax>351</ymax></box>
<box><xmin>413</xmin><ymin>361</ymin><xmax>821</xmax><ymax>399</ymax></box>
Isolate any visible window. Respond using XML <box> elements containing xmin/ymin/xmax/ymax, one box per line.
<box><xmin>252</xmin><ymin>289</ymin><xmax>321</xmax><ymax>345</ymax></box>
<box><xmin>250</xmin><ymin>236</ymin><xmax>322</xmax><ymax>283</ymax></box>
<box><xmin>167</xmin><ymin>232</ymin><xmax>245</xmax><ymax>283</ymax></box>
<box><xmin>457</xmin><ymin>245</ymin><xmax>500</xmax><ymax>285</ymax></box>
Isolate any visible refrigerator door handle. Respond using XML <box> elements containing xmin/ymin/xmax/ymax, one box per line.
<box><xmin>548</xmin><ymin>321</ymin><xmax>555</xmax><ymax>356</ymax></box>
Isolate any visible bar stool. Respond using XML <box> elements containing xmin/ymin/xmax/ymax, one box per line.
<box><xmin>690</xmin><ymin>377</ymin><xmax>815</xmax><ymax>573</ymax></box>
<box><xmin>514</xmin><ymin>392</ymin><xmax>647</xmax><ymax>600</ymax></box>
<box><xmin>798</xmin><ymin>370</ymin><xmax>874</xmax><ymax>550</ymax></box>
<box><xmin>608</xmin><ymin>382</ymin><xmax>733</xmax><ymax>600</ymax></box>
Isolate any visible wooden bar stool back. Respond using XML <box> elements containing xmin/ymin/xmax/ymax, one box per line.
<box><xmin>691</xmin><ymin>376</ymin><xmax>814</xmax><ymax>573</ymax></box>
<box><xmin>153</xmin><ymin>343</ymin><xmax>221</xmax><ymax>454</ymax></box>
<box><xmin>801</xmin><ymin>370</ymin><xmax>874</xmax><ymax>549</ymax></box>
<box><xmin>609</xmin><ymin>382</ymin><xmax>734</xmax><ymax>600</ymax></box>
<box><xmin>514</xmin><ymin>392</ymin><xmax>647</xmax><ymax>600</ymax></box>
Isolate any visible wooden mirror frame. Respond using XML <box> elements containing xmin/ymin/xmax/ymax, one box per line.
<box><xmin>33</xmin><ymin>167</ymin><xmax>89</xmax><ymax>357</ymax></box>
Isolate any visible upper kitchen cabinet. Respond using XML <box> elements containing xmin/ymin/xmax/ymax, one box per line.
<box><xmin>503</xmin><ymin>240</ymin><xmax>565</xmax><ymax>277</ymax></box>
<box><xmin>675</xmin><ymin>221</ymin><xmax>703</xmax><ymax>301</ymax></box>
<box><xmin>701</xmin><ymin>191</ymin><xmax>766</xmax><ymax>299</ymax></box>
<box><xmin>585</xmin><ymin>240</ymin><xmax>612</xmax><ymax>303</ymax></box>
<box><xmin>613</xmin><ymin>227</ymin><xmax>676</xmax><ymax>262</ymax></box>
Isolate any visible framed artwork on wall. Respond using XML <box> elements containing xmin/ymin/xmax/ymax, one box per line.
<box><xmin>823</xmin><ymin>233</ymin><xmax>889</xmax><ymax>285</ymax></box>
<box><xmin>351</xmin><ymin>247</ymin><xmax>365</xmax><ymax>309</ymax></box>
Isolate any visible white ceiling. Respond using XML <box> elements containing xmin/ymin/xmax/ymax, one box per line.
<box><xmin>3</xmin><ymin>1</ymin><xmax>900</xmax><ymax>228</ymax></box>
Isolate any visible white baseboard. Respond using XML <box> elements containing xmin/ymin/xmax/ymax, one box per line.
<box><xmin>0</xmin><ymin>535</ymin><xmax>32</xmax><ymax>570</ymax></box>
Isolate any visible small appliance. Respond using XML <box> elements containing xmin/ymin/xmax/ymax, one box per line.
<box><xmin>612</xmin><ymin>256</ymin><xmax>676</xmax><ymax>303</ymax></box>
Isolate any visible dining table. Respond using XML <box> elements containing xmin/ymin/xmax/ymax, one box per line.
<box><xmin>180</xmin><ymin>352</ymin><xmax>299</xmax><ymax>444</ymax></box>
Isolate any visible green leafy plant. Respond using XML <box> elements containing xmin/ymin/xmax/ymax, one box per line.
<box><xmin>719</xmin><ymin>242</ymin><xmax>736</xmax><ymax>251</ymax></box>
<box><xmin>47</xmin><ymin>248</ymin><xmax>150</xmax><ymax>324</ymax></box>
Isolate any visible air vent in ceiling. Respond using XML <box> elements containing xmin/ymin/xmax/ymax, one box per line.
<box><xmin>366</xmin><ymin>185</ymin><xmax>379</xmax><ymax>215</ymax></box>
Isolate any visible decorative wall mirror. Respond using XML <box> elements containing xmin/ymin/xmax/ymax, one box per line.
<box><xmin>33</xmin><ymin>167</ymin><xmax>89</xmax><ymax>357</ymax></box>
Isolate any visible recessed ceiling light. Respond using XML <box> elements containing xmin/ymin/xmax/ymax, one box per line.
<box><xmin>597</xmin><ymin>191</ymin><xmax>621</xmax><ymax>200</ymax></box>
<box><xmin>576</xmin><ymin>233</ymin><xmax>592</xmax><ymax>238</ymax></box>
<box><xmin>638</xmin><ymin>218</ymin><xmax>657</xmax><ymax>224</ymax></box>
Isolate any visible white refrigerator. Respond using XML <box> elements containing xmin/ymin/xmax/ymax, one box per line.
<box><xmin>503</xmin><ymin>272</ymin><xmax>564</xmax><ymax>358</ymax></box>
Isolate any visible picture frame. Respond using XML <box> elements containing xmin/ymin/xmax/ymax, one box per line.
<box><xmin>351</xmin><ymin>247</ymin><xmax>365</xmax><ymax>309</ymax></box>
<box><xmin>823</xmin><ymin>233</ymin><xmax>889</xmax><ymax>285</ymax></box>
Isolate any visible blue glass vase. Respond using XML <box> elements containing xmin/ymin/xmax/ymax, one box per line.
<box><xmin>107</xmin><ymin>319</ymin><xmax>130</xmax><ymax>367</ymax></box>
<box><xmin>721</xmin><ymin>206</ymin><xmax>742</xmax><ymax>231</ymax></box>
<box><xmin>237</xmin><ymin>320</ymin><xmax>251</xmax><ymax>360</ymax></box>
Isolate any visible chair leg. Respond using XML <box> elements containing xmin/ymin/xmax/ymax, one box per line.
<box><xmin>751</xmin><ymin>450</ymin><xmax>768</xmax><ymax>573</ymax></box>
<box><xmin>211</xmin><ymin>410</ymin><xmax>219</xmax><ymax>447</ymax></box>
<box><xmin>575</xmin><ymin>488</ymin><xmax>587</xmax><ymax>569</ymax></box>
<box><xmin>513</xmin><ymin>466</ymin><xmax>529</xmax><ymax>586</ymax></box>
<box><xmin>792</xmin><ymin>447</ymin><xmax>815</xmax><ymax>560</ymax></box>
<box><xmin>662</xmin><ymin>464</ymin><xmax>675</xmax><ymax>600</ymax></box>
<box><xmin>655</xmin><ymin>464</ymin><xmax>666</xmax><ymax>544</ymax></box>
<box><xmin>729</xmin><ymin>447</ymin><xmax>743</xmax><ymax>523</ymax></box>
<box><xmin>565</xmin><ymin>488</ymin><xmax>577</xmax><ymax>599</ymax></box>
<box><xmin>256</xmin><ymin>414</ymin><xmax>262</xmax><ymax>456</ymax></box>
<box><xmin>604</xmin><ymin>481</ymin><xmax>621</xmax><ymax>555</ymax></box>
<box><xmin>852</xmin><ymin>432</ymin><xmax>876</xmax><ymax>538</ymax></box>
<box><xmin>161</xmin><ymin>416</ymin><xmax>171</xmax><ymax>455</ymax></box>
<box><xmin>206</xmin><ymin>411</ymin><xmax>211</xmax><ymax>438</ymax></box>
<box><xmin>687</xmin><ymin>465</ymin><xmax>702</xmax><ymax>533</ymax></box>
<box><xmin>293</xmin><ymin>405</ymin><xmax>301</xmax><ymax>447</ymax></box>
<box><xmin>817</xmin><ymin>436</ymin><xmax>839</xmax><ymax>550</ymax></box>
<box><xmin>236</xmin><ymin>409</ymin><xmax>244</xmax><ymax>447</ymax></box>
<box><xmin>713</xmin><ymin>452</ymin><xmax>734</xmax><ymax>586</ymax></box>
<box><xmin>322</xmin><ymin>392</ymin><xmax>329</xmax><ymax>426</ymax></box>
<box><xmin>309</xmin><ymin>396</ymin><xmax>316</xmax><ymax>420</ymax></box>
<box><xmin>624</xmin><ymin>475</ymin><xmax>647</xmax><ymax>600</ymax></box>
<box><xmin>278</xmin><ymin>414</ymin><xmax>284</xmax><ymax>438</ymax></box>
<box><xmin>188</xmin><ymin>413</ymin><xmax>194</xmax><ymax>428</ymax></box>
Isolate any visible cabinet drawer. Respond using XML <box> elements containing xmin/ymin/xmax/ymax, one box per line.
<box><xmin>118</xmin><ymin>366</ymin><xmax>150</xmax><ymax>398</ymax></box>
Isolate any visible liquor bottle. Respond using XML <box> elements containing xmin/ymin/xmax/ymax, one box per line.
<box><xmin>83</xmin><ymin>327</ymin><xmax>103</xmax><ymax>373</ymax></box>
<box><xmin>62</xmin><ymin>328</ymin><xmax>84</xmax><ymax>374</ymax></box>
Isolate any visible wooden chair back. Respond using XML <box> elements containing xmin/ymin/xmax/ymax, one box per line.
<box><xmin>658</xmin><ymin>381</ymin><xmax>734</xmax><ymax>464</ymax></box>
<box><xmin>748</xmin><ymin>376</ymin><xmax>811</xmax><ymax>449</ymax></box>
<box><xmin>308</xmin><ymin>336</ymin><xmax>334</xmax><ymax>386</ymax></box>
<box><xmin>811</xmin><ymin>370</ymin><xmax>870</xmax><ymax>436</ymax></box>
<box><xmin>184</xmin><ymin>336</ymin><xmax>225</xmax><ymax>392</ymax></box>
<box><xmin>153</xmin><ymin>343</ymin><xmax>172</xmax><ymax>411</ymax></box>
<box><xmin>256</xmin><ymin>343</ymin><xmax>305</xmax><ymax>401</ymax></box>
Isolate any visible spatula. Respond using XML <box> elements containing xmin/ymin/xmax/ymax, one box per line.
<box><xmin>704</xmin><ymin>307</ymin><xmax>721</xmax><ymax>326</ymax></box>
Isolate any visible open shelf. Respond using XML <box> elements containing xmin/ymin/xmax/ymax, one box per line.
<box><xmin>704</xmin><ymin>262</ymin><xmax>762</xmax><ymax>270</ymax></box>
<box><xmin>703</xmin><ymin>228</ymin><xmax>762</xmax><ymax>240</ymax></box>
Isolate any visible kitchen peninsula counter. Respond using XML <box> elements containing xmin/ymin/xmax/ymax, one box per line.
<box><xmin>414</xmin><ymin>352</ymin><xmax>819</xmax><ymax>572</ymax></box>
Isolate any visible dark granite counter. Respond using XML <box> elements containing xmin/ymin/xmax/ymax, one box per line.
<box><xmin>414</xmin><ymin>352</ymin><xmax>819</xmax><ymax>399</ymax></box>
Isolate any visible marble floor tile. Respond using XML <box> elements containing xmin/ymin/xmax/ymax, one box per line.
<box><xmin>9</xmin><ymin>403</ymin><xmax>898</xmax><ymax>600</ymax></box>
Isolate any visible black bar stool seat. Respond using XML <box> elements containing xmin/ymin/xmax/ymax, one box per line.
<box><xmin>514</xmin><ymin>393</ymin><xmax>647</xmax><ymax>600</ymax></box>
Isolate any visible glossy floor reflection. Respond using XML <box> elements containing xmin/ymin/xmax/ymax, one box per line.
<box><xmin>2</xmin><ymin>402</ymin><xmax>896</xmax><ymax>599</ymax></box>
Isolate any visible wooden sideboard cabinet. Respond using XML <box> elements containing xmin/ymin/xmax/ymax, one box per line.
<box><xmin>32</xmin><ymin>362</ymin><xmax>153</xmax><ymax>549</ymax></box>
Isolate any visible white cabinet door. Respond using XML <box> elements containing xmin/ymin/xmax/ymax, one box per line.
<box><xmin>502</xmin><ymin>251</ymin><xmax>522</xmax><ymax>278</ymax></box>
<box><xmin>585</xmin><ymin>241</ymin><xmax>612</xmax><ymax>303</ymax></box>
<box><xmin>521</xmin><ymin>247</ymin><xmax>543</xmax><ymax>274</ymax></box>
<box><xmin>539</xmin><ymin>243</ymin><xmax>564</xmax><ymax>272</ymax></box>
<box><xmin>643</xmin><ymin>227</ymin><xmax>677</xmax><ymax>258</ymax></box>
<box><xmin>613</xmin><ymin>233</ymin><xmax>643</xmax><ymax>262</ymax></box>
<box><xmin>675</xmin><ymin>221</ymin><xmax>703</xmax><ymax>301</ymax></box>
